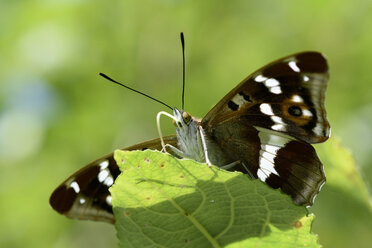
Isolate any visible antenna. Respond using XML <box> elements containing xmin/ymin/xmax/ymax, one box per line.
<box><xmin>99</xmin><ymin>73</ymin><xmax>173</xmax><ymax>110</ymax></box>
<box><xmin>180</xmin><ymin>32</ymin><xmax>186</xmax><ymax>110</ymax></box>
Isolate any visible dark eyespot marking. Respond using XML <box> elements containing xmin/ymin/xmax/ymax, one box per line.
<box><xmin>141</xmin><ymin>147</ymin><xmax>148</xmax><ymax>151</ymax></box>
<box><xmin>239</xmin><ymin>92</ymin><xmax>252</xmax><ymax>102</ymax></box>
<box><xmin>228</xmin><ymin>100</ymin><xmax>239</xmax><ymax>111</ymax></box>
<box><xmin>288</xmin><ymin>106</ymin><xmax>302</xmax><ymax>116</ymax></box>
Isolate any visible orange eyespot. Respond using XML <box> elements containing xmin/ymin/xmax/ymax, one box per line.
<box><xmin>182</xmin><ymin>112</ymin><xmax>191</xmax><ymax>123</ymax></box>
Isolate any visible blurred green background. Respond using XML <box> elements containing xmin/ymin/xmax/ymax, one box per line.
<box><xmin>1</xmin><ymin>0</ymin><xmax>371</xmax><ymax>247</ymax></box>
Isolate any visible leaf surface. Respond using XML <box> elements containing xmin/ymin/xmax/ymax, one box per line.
<box><xmin>110</xmin><ymin>150</ymin><xmax>319</xmax><ymax>248</ymax></box>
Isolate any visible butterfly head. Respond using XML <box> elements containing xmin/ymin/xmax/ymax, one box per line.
<box><xmin>171</xmin><ymin>107</ymin><xmax>206</xmax><ymax>162</ymax></box>
<box><xmin>172</xmin><ymin>107</ymin><xmax>192</xmax><ymax>128</ymax></box>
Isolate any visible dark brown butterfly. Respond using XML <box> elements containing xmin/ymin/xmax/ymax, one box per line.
<box><xmin>50</xmin><ymin>51</ymin><xmax>330</xmax><ymax>224</ymax></box>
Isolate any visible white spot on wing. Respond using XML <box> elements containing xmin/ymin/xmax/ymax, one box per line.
<box><xmin>70</xmin><ymin>181</ymin><xmax>80</xmax><ymax>193</ymax></box>
<box><xmin>260</xmin><ymin>103</ymin><xmax>274</xmax><ymax>115</ymax></box>
<box><xmin>256</xmin><ymin>127</ymin><xmax>293</xmax><ymax>180</ymax></box>
<box><xmin>313</xmin><ymin>123</ymin><xmax>324</xmax><ymax>136</ymax></box>
<box><xmin>262</xmin><ymin>78</ymin><xmax>281</xmax><ymax>94</ymax></box>
<box><xmin>271</xmin><ymin>116</ymin><xmax>285</xmax><ymax>124</ymax></box>
<box><xmin>303</xmin><ymin>76</ymin><xmax>309</xmax><ymax>82</ymax></box>
<box><xmin>259</xmin><ymin>156</ymin><xmax>279</xmax><ymax>176</ymax></box>
<box><xmin>265</xmin><ymin>78</ymin><xmax>280</xmax><ymax>87</ymax></box>
<box><xmin>232</xmin><ymin>94</ymin><xmax>247</xmax><ymax>107</ymax></box>
<box><xmin>288</xmin><ymin>61</ymin><xmax>300</xmax><ymax>72</ymax></box>
<box><xmin>303</xmin><ymin>109</ymin><xmax>313</xmax><ymax>117</ymax></box>
<box><xmin>291</xmin><ymin>95</ymin><xmax>303</xmax><ymax>103</ymax></box>
<box><xmin>255</xmin><ymin>75</ymin><xmax>282</xmax><ymax>94</ymax></box>
<box><xmin>79</xmin><ymin>198</ymin><xmax>86</xmax><ymax>204</ymax></box>
<box><xmin>99</xmin><ymin>160</ymin><xmax>109</xmax><ymax>169</ymax></box>
<box><xmin>269</xmin><ymin>86</ymin><xmax>282</xmax><ymax>94</ymax></box>
<box><xmin>271</xmin><ymin>116</ymin><xmax>286</xmax><ymax>131</ymax></box>
<box><xmin>98</xmin><ymin>170</ymin><xmax>109</xmax><ymax>183</ymax></box>
<box><xmin>257</xmin><ymin>127</ymin><xmax>292</xmax><ymax>147</ymax></box>
<box><xmin>104</xmin><ymin>176</ymin><xmax>114</xmax><ymax>187</ymax></box>
<box><xmin>260</xmin><ymin>149</ymin><xmax>275</xmax><ymax>164</ymax></box>
<box><xmin>254</xmin><ymin>75</ymin><xmax>267</xmax><ymax>82</ymax></box>
<box><xmin>262</xmin><ymin>144</ymin><xmax>280</xmax><ymax>155</ymax></box>
<box><xmin>257</xmin><ymin>169</ymin><xmax>268</xmax><ymax>181</ymax></box>
<box><xmin>98</xmin><ymin>160</ymin><xmax>114</xmax><ymax>186</ymax></box>
<box><xmin>106</xmin><ymin>195</ymin><xmax>112</xmax><ymax>206</ymax></box>
<box><xmin>272</xmin><ymin>124</ymin><xmax>286</xmax><ymax>131</ymax></box>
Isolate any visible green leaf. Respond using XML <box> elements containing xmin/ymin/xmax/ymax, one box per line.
<box><xmin>311</xmin><ymin>137</ymin><xmax>372</xmax><ymax>248</ymax></box>
<box><xmin>110</xmin><ymin>150</ymin><xmax>320</xmax><ymax>248</ymax></box>
<box><xmin>316</xmin><ymin>138</ymin><xmax>372</xmax><ymax>209</ymax></box>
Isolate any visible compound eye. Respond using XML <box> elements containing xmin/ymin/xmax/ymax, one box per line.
<box><xmin>182</xmin><ymin>112</ymin><xmax>191</xmax><ymax>123</ymax></box>
<box><xmin>172</xmin><ymin>119</ymin><xmax>177</xmax><ymax>127</ymax></box>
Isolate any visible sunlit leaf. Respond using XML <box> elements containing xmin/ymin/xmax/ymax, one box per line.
<box><xmin>110</xmin><ymin>150</ymin><xmax>320</xmax><ymax>248</ymax></box>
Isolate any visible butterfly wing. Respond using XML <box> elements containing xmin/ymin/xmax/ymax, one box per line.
<box><xmin>202</xmin><ymin>52</ymin><xmax>330</xmax><ymax>144</ymax></box>
<box><xmin>202</xmin><ymin>52</ymin><xmax>329</xmax><ymax>205</ymax></box>
<box><xmin>206</xmin><ymin>120</ymin><xmax>325</xmax><ymax>205</ymax></box>
<box><xmin>49</xmin><ymin>135</ymin><xmax>178</xmax><ymax>223</ymax></box>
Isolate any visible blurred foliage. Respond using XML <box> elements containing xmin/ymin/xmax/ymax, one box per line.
<box><xmin>313</xmin><ymin>138</ymin><xmax>372</xmax><ymax>248</ymax></box>
<box><xmin>0</xmin><ymin>0</ymin><xmax>371</xmax><ymax>247</ymax></box>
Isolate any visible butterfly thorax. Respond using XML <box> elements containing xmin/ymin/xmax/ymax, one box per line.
<box><xmin>173</xmin><ymin>108</ymin><xmax>205</xmax><ymax>162</ymax></box>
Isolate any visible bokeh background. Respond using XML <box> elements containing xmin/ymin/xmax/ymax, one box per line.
<box><xmin>1</xmin><ymin>0</ymin><xmax>371</xmax><ymax>247</ymax></box>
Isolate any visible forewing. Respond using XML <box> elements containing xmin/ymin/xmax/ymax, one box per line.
<box><xmin>202</xmin><ymin>52</ymin><xmax>330</xmax><ymax>144</ymax></box>
<box><xmin>49</xmin><ymin>135</ymin><xmax>178</xmax><ymax>223</ymax></box>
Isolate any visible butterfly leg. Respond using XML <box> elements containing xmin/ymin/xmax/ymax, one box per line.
<box><xmin>163</xmin><ymin>144</ymin><xmax>188</xmax><ymax>159</ymax></box>
<box><xmin>156</xmin><ymin>111</ymin><xmax>179</xmax><ymax>151</ymax></box>
<box><xmin>219</xmin><ymin>161</ymin><xmax>255</xmax><ymax>178</ymax></box>
<box><xmin>198</xmin><ymin>127</ymin><xmax>212</xmax><ymax>167</ymax></box>
<box><xmin>219</xmin><ymin>161</ymin><xmax>241</xmax><ymax>170</ymax></box>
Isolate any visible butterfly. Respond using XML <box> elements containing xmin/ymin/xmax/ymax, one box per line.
<box><xmin>50</xmin><ymin>51</ymin><xmax>330</xmax><ymax>224</ymax></box>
